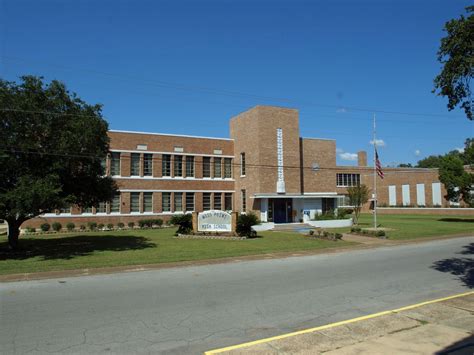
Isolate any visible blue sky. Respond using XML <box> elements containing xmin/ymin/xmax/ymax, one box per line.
<box><xmin>1</xmin><ymin>0</ymin><xmax>473</xmax><ymax>166</ymax></box>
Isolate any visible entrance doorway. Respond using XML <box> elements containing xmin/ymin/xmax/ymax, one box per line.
<box><xmin>271</xmin><ymin>198</ymin><xmax>293</xmax><ymax>223</ymax></box>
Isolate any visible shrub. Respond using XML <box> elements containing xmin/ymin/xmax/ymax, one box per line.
<box><xmin>25</xmin><ymin>226</ymin><xmax>36</xmax><ymax>233</ymax></box>
<box><xmin>308</xmin><ymin>230</ymin><xmax>315</xmax><ymax>236</ymax></box>
<box><xmin>154</xmin><ymin>219</ymin><xmax>163</xmax><ymax>227</ymax></box>
<box><xmin>138</xmin><ymin>219</ymin><xmax>154</xmax><ymax>228</ymax></box>
<box><xmin>335</xmin><ymin>233</ymin><xmax>343</xmax><ymax>240</ymax></box>
<box><xmin>236</xmin><ymin>212</ymin><xmax>260</xmax><ymax>237</ymax></box>
<box><xmin>128</xmin><ymin>222</ymin><xmax>135</xmax><ymax>229</ymax></box>
<box><xmin>323</xmin><ymin>230</ymin><xmax>329</xmax><ymax>238</ymax></box>
<box><xmin>52</xmin><ymin>222</ymin><xmax>62</xmax><ymax>232</ymax></box>
<box><xmin>170</xmin><ymin>214</ymin><xmax>193</xmax><ymax>234</ymax></box>
<box><xmin>98</xmin><ymin>223</ymin><xmax>105</xmax><ymax>230</ymax></box>
<box><xmin>351</xmin><ymin>226</ymin><xmax>362</xmax><ymax>233</ymax></box>
<box><xmin>107</xmin><ymin>223</ymin><xmax>114</xmax><ymax>230</ymax></box>
<box><xmin>79</xmin><ymin>224</ymin><xmax>86</xmax><ymax>231</ymax></box>
<box><xmin>66</xmin><ymin>222</ymin><xmax>75</xmax><ymax>231</ymax></box>
<box><xmin>376</xmin><ymin>230</ymin><xmax>386</xmax><ymax>237</ymax></box>
<box><xmin>87</xmin><ymin>222</ymin><xmax>97</xmax><ymax>231</ymax></box>
<box><xmin>40</xmin><ymin>223</ymin><xmax>50</xmax><ymax>232</ymax></box>
<box><xmin>117</xmin><ymin>222</ymin><xmax>125</xmax><ymax>229</ymax></box>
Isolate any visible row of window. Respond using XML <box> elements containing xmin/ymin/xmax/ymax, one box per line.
<box><xmin>108</xmin><ymin>153</ymin><xmax>233</xmax><ymax>178</ymax></box>
<box><xmin>57</xmin><ymin>192</ymin><xmax>239</xmax><ymax>214</ymax></box>
<box><xmin>336</xmin><ymin>173</ymin><xmax>361</xmax><ymax>187</ymax></box>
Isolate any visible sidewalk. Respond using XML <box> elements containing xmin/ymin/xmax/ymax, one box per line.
<box><xmin>207</xmin><ymin>292</ymin><xmax>474</xmax><ymax>355</ymax></box>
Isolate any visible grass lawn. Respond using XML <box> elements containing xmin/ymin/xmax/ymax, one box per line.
<box><xmin>353</xmin><ymin>213</ymin><xmax>474</xmax><ymax>240</ymax></box>
<box><xmin>0</xmin><ymin>228</ymin><xmax>355</xmax><ymax>275</ymax></box>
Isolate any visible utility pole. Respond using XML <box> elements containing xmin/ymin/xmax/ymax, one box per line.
<box><xmin>373</xmin><ymin>113</ymin><xmax>377</xmax><ymax>230</ymax></box>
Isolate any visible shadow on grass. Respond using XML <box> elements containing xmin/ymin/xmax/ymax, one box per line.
<box><xmin>0</xmin><ymin>235</ymin><xmax>156</xmax><ymax>261</ymax></box>
<box><xmin>438</xmin><ymin>218</ymin><xmax>474</xmax><ymax>223</ymax></box>
<box><xmin>432</xmin><ymin>243</ymin><xmax>474</xmax><ymax>289</ymax></box>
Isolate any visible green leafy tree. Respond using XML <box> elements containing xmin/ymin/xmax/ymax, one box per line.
<box><xmin>439</xmin><ymin>154</ymin><xmax>473</xmax><ymax>206</ymax></box>
<box><xmin>0</xmin><ymin>76</ymin><xmax>117</xmax><ymax>249</ymax></box>
<box><xmin>433</xmin><ymin>6</ymin><xmax>474</xmax><ymax>120</ymax></box>
<box><xmin>438</xmin><ymin>138</ymin><xmax>474</xmax><ymax>207</ymax></box>
<box><xmin>347</xmin><ymin>184</ymin><xmax>370</xmax><ymax>225</ymax></box>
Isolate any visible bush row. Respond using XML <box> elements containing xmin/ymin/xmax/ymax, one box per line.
<box><xmin>350</xmin><ymin>226</ymin><xmax>386</xmax><ymax>237</ymax></box>
<box><xmin>25</xmin><ymin>219</ymin><xmax>166</xmax><ymax>233</ymax></box>
<box><xmin>307</xmin><ymin>229</ymin><xmax>343</xmax><ymax>241</ymax></box>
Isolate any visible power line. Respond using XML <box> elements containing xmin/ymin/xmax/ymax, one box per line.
<box><xmin>0</xmin><ymin>146</ymin><xmax>440</xmax><ymax>174</ymax></box>
<box><xmin>0</xmin><ymin>108</ymin><xmax>469</xmax><ymax>142</ymax></box>
<box><xmin>2</xmin><ymin>54</ymin><xmax>468</xmax><ymax>119</ymax></box>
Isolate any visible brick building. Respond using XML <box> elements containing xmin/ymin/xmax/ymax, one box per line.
<box><xmin>26</xmin><ymin>105</ymin><xmax>458</xmax><ymax>228</ymax></box>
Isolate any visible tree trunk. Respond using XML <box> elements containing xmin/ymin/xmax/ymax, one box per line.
<box><xmin>7</xmin><ymin>220</ymin><xmax>20</xmax><ymax>250</ymax></box>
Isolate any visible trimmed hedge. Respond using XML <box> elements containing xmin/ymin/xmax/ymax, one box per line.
<box><xmin>138</xmin><ymin>219</ymin><xmax>164</xmax><ymax>228</ymax></box>
<box><xmin>52</xmin><ymin>222</ymin><xmax>62</xmax><ymax>232</ymax></box>
<box><xmin>40</xmin><ymin>223</ymin><xmax>50</xmax><ymax>232</ymax></box>
<box><xmin>66</xmin><ymin>222</ymin><xmax>75</xmax><ymax>231</ymax></box>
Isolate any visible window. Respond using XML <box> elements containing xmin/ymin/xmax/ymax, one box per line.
<box><xmin>144</xmin><ymin>154</ymin><xmax>153</xmax><ymax>176</ymax></box>
<box><xmin>162</xmin><ymin>154</ymin><xmax>171</xmax><ymax>176</ymax></box>
<box><xmin>225</xmin><ymin>193</ymin><xmax>232</xmax><ymax>211</ymax></box>
<box><xmin>203</xmin><ymin>157</ymin><xmax>211</xmax><ymax>178</ymax></box>
<box><xmin>241</xmin><ymin>189</ymin><xmax>246</xmax><ymax>212</ymax></box>
<box><xmin>143</xmin><ymin>192</ymin><xmax>153</xmax><ymax>213</ymax></box>
<box><xmin>110</xmin><ymin>152</ymin><xmax>121</xmax><ymax>176</ymax></box>
<box><xmin>174</xmin><ymin>192</ymin><xmax>183</xmax><ymax>212</ymax></box>
<box><xmin>214</xmin><ymin>157</ymin><xmax>222</xmax><ymax>178</ymax></box>
<box><xmin>162</xmin><ymin>192</ymin><xmax>171</xmax><ymax>212</ymax></box>
<box><xmin>203</xmin><ymin>193</ymin><xmax>211</xmax><ymax>210</ymax></box>
<box><xmin>214</xmin><ymin>193</ymin><xmax>222</xmax><ymax>210</ymax></box>
<box><xmin>240</xmin><ymin>153</ymin><xmax>246</xmax><ymax>176</ymax></box>
<box><xmin>131</xmin><ymin>192</ymin><xmax>140</xmax><ymax>213</ymax></box>
<box><xmin>224</xmin><ymin>158</ymin><xmax>232</xmax><ymax>178</ymax></box>
<box><xmin>59</xmin><ymin>206</ymin><xmax>70</xmax><ymax>214</ymax></box>
<box><xmin>186</xmin><ymin>192</ymin><xmax>194</xmax><ymax>212</ymax></box>
<box><xmin>96</xmin><ymin>201</ymin><xmax>107</xmax><ymax>214</ymax></box>
<box><xmin>174</xmin><ymin>155</ymin><xmax>183</xmax><ymax>177</ymax></box>
<box><xmin>131</xmin><ymin>153</ymin><xmax>140</xmax><ymax>176</ymax></box>
<box><xmin>336</xmin><ymin>173</ymin><xmax>360</xmax><ymax>187</ymax></box>
<box><xmin>110</xmin><ymin>193</ymin><xmax>121</xmax><ymax>213</ymax></box>
<box><xmin>186</xmin><ymin>156</ymin><xmax>194</xmax><ymax>177</ymax></box>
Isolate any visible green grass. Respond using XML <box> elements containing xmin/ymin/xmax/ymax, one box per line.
<box><xmin>0</xmin><ymin>228</ymin><xmax>354</xmax><ymax>275</ymax></box>
<box><xmin>352</xmin><ymin>214</ymin><xmax>474</xmax><ymax>240</ymax></box>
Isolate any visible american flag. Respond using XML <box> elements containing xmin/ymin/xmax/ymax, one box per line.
<box><xmin>375</xmin><ymin>149</ymin><xmax>384</xmax><ymax>179</ymax></box>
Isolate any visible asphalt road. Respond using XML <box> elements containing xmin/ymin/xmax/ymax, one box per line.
<box><xmin>1</xmin><ymin>236</ymin><xmax>473</xmax><ymax>354</ymax></box>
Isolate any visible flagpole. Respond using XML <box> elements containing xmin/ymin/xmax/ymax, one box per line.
<box><xmin>373</xmin><ymin>113</ymin><xmax>377</xmax><ymax>231</ymax></box>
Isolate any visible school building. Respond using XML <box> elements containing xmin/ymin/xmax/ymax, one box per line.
<box><xmin>27</xmin><ymin>105</ymin><xmax>467</xmax><ymax>228</ymax></box>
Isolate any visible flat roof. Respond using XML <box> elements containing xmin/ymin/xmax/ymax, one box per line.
<box><xmin>109</xmin><ymin>129</ymin><xmax>233</xmax><ymax>141</ymax></box>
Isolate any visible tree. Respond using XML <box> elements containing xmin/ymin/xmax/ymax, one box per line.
<box><xmin>438</xmin><ymin>139</ymin><xmax>474</xmax><ymax>207</ymax></box>
<box><xmin>433</xmin><ymin>6</ymin><xmax>474</xmax><ymax>120</ymax></box>
<box><xmin>0</xmin><ymin>76</ymin><xmax>117</xmax><ymax>249</ymax></box>
<box><xmin>347</xmin><ymin>184</ymin><xmax>370</xmax><ymax>225</ymax></box>
<box><xmin>397</xmin><ymin>163</ymin><xmax>412</xmax><ymax>168</ymax></box>
<box><xmin>439</xmin><ymin>155</ymin><xmax>473</xmax><ymax>207</ymax></box>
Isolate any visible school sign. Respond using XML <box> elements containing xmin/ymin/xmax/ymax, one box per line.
<box><xmin>198</xmin><ymin>210</ymin><xmax>232</xmax><ymax>232</ymax></box>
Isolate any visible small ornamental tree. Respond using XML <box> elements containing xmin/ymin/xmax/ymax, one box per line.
<box><xmin>347</xmin><ymin>184</ymin><xmax>370</xmax><ymax>225</ymax></box>
<box><xmin>236</xmin><ymin>212</ymin><xmax>260</xmax><ymax>237</ymax></box>
<box><xmin>0</xmin><ymin>76</ymin><xmax>117</xmax><ymax>249</ymax></box>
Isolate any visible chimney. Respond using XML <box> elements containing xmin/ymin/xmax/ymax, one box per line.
<box><xmin>358</xmin><ymin>151</ymin><xmax>367</xmax><ymax>167</ymax></box>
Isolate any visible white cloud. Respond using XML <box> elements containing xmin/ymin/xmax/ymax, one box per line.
<box><xmin>339</xmin><ymin>152</ymin><xmax>358</xmax><ymax>161</ymax></box>
<box><xmin>415</xmin><ymin>149</ymin><xmax>421</xmax><ymax>156</ymax></box>
<box><xmin>336</xmin><ymin>148</ymin><xmax>344</xmax><ymax>153</ymax></box>
<box><xmin>370</xmin><ymin>139</ymin><xmax>386</xmax><ymax>147</ymax></box>
<box><xmin>455</xmin><ymin>147</ymin><xmax>465</xmax><ymax>153</ymax></box>
<box><xmin>336</xmin><ymin>107</ymin><xmax>347</xmax><ymax>113</ymax></box>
